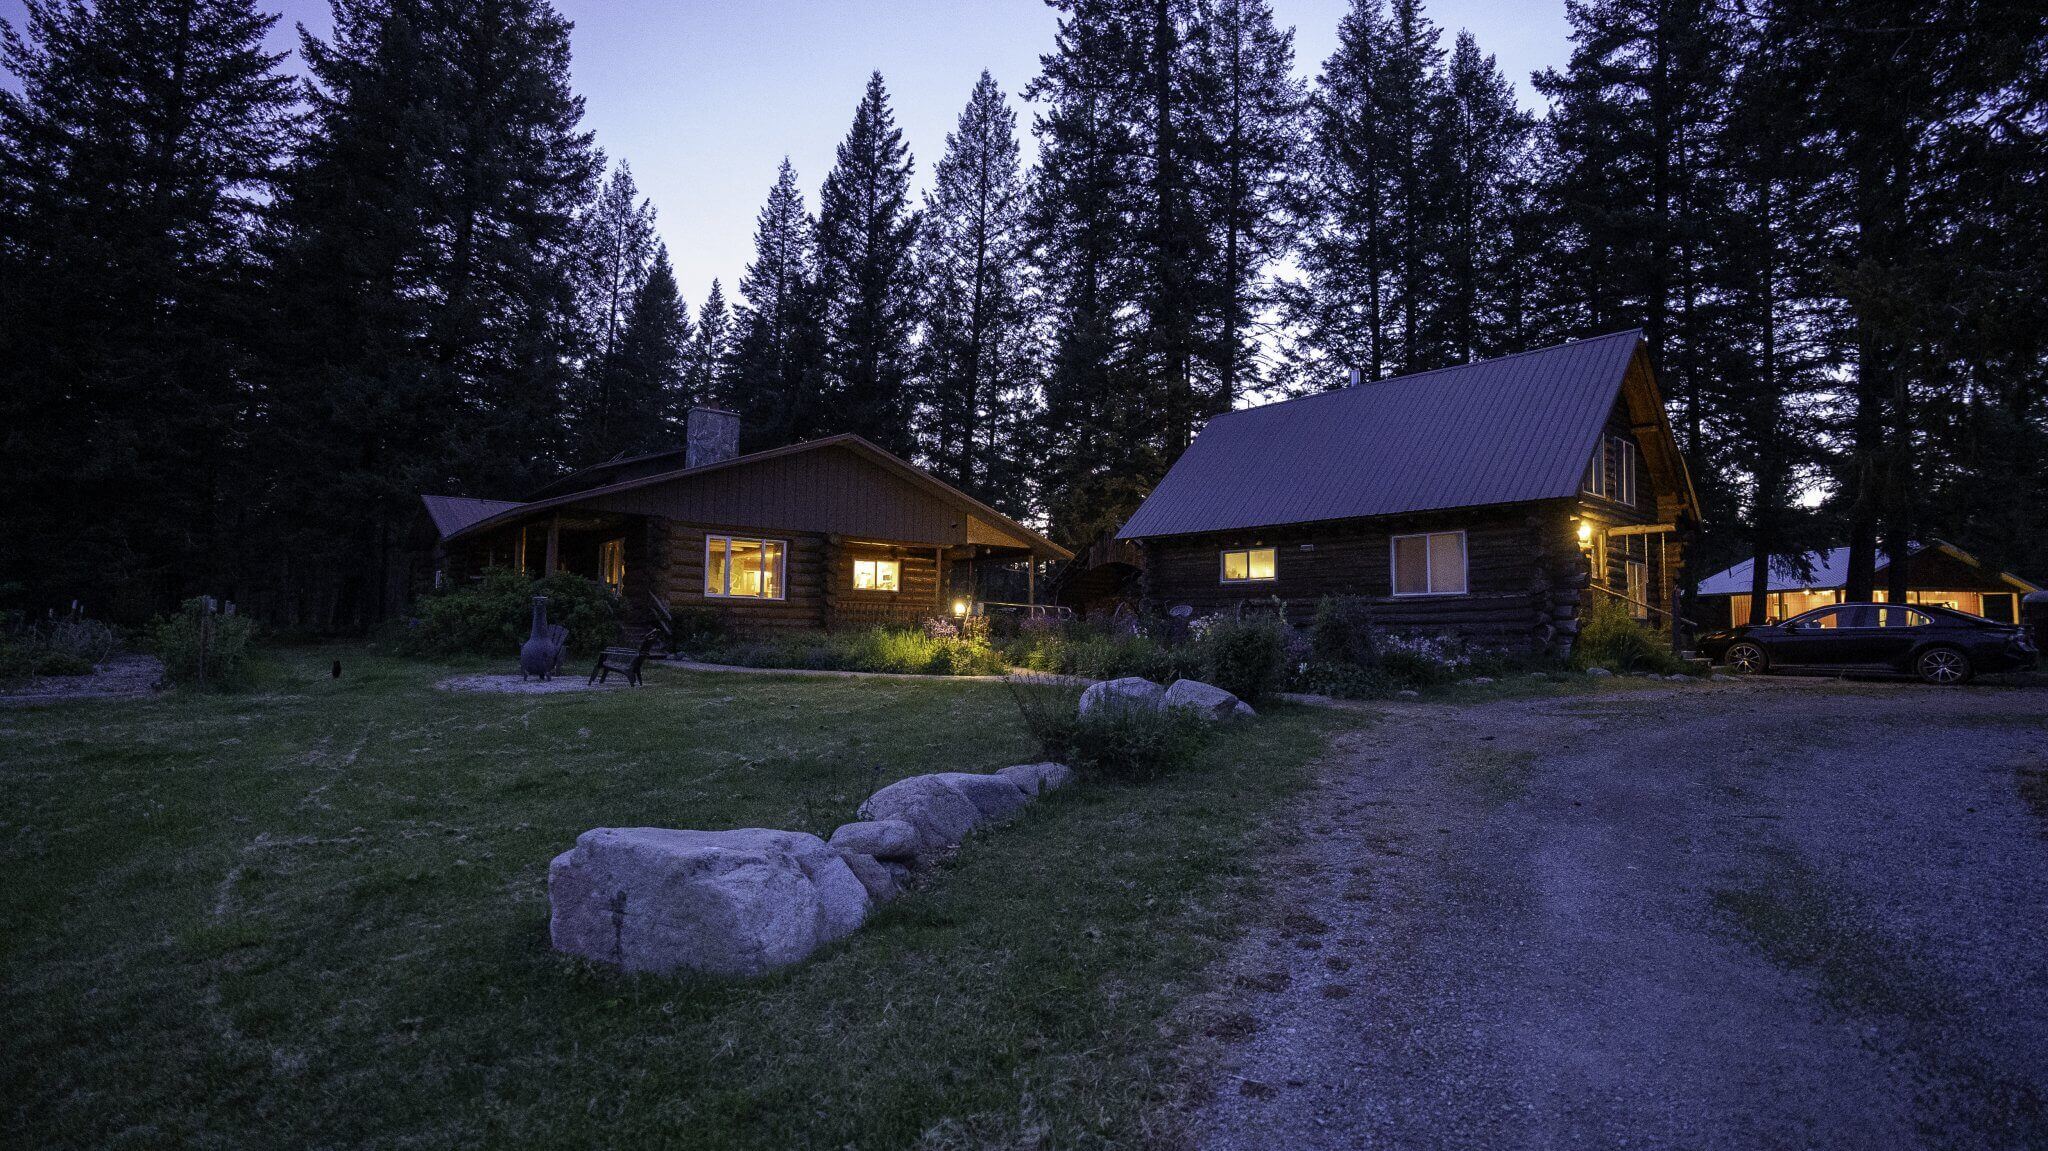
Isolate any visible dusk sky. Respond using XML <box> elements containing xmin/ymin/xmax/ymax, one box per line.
<box><xmin>0</xmin><ymin>0</ymin><xmax>1575</xmax><ymax>311</ymax></box>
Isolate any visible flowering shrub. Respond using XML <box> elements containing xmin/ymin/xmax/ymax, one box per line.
<box><xmin>923</xmin><ymin>616</ymin><xmax>959</xmax><ymax>639</ymax></box>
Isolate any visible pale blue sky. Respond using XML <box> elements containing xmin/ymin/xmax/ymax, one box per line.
<box><xmin>1</xmin><ymin>0</ymin><xmax>1573</xmax><ymax>311</ymax></box>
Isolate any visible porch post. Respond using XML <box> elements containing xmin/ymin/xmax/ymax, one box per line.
<box><xmin>1027</xmin><ymin>557</ymin><xmax>1036</xmax><ymax>607</ymax></box>
<box><xmin>934</xmin><ymin>546</ymin><xmax>945</xmax><ymax>615</ymax></box>
<box><xmin>545</xmin><ymin>515</ymin><xmax>560</xmax><ymax>576</ymax></box>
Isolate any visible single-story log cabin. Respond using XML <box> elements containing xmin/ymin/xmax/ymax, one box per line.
<box><xmin>1116</xmin><ymin>330</ymin><xmax>1699</xmax><ymax>653</ymax></box>
<box><xmin>420</xmin><ymin>408</ymin><xmax>1069</xmax><ymax>639</ymax></box>
<box><xmin>1696</xmin><ymin>541</ymin><xmax>2040</xmax><ymax>627</ymax></box>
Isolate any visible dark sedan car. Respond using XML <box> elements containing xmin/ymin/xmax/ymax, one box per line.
<box><xmin>1698</xmin><ymin>602</ymin><xmax>2039</xmax><ymax>684</ymax></box>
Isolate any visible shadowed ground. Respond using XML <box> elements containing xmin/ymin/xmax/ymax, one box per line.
<box><xmin>1187</xmin><ymin>677</ymin><xmax>2048</xmax><ymax>1151</ymax></box>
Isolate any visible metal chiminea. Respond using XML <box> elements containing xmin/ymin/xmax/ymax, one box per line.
<box><xmin>520</xmin><ymin>595</ymin><xmax>567</xmax><ymax>681</ymax></box>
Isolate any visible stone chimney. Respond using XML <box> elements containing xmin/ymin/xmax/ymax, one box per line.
<box><xmin>685</xmin><ymin>406</ymin><xmax>740</xmax><ymax>469</ymax></box>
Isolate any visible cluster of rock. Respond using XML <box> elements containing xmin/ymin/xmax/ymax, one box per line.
<box><xmin>547</xmin><ymin>761</ymin><xmax>1072</xmax><ymax>977</ymax></box>
<box><xmin>1077</xmin><ymin>676</ymin><xmax>1256</xmax><ymax>720</ymax></box>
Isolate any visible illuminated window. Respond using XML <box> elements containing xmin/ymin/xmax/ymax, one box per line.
<box><xmin>1220</xmin><ymin>547</ymin><xmax>1276</xmax><ymax>583</ymax></box>
<box><xmin>853</xmin><ymin>558</ymin><xmax>900</xmax><ymax>591</ymax></box>
<box><xmin>1391</xmin><ymin>531</ymin><xmax>1467</xmax><ymax>596</ymax></box>
<box><xmin>599</xmin><ymin>538</ymin><xmax>626</xmax><ymax>588</ymax></box>
<box><xmin>705</xmin><ymin>536</ymin><xmax>785</xmax><ymax>599</ymax></box>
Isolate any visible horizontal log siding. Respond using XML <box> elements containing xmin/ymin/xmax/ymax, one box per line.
<box><xmin>827</xmin><ymin>544</ymin><xmax>943</xmax><ymax>627</ymax></box>
<box><xmin>657</xmin><ymin>521</ymin><xmax>829</xmax><ymax>630</ymax></box>
<box><xmin>1140</xmin><ymin>503</ymin><xmax>1578</xmax><ymax>648</ymax></box>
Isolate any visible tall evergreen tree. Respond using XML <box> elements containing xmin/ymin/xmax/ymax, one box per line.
<box><xmin>0</xmin><ymin>0</ymin><xmax>295</xmax><ymax>617</ymax></box>
<box><xmin>260</xmin><ymin>0</ymin><xmax>598</xmax><ymax>625</ymax></box>
<box><xmin>1286</xmin><ymin>0</ymin><xmax>1445</xmax><ymax>385</ymax></box>
<box><xmin>914</xmin><ymin>71</ymin><xmax>1035</xmax><ymax>512</ymax></box>
<box><xmin>683</xmin><ymin>278</ymin><xmax>732</xmax><ymax>408</ymax></box>
<box><xmin>604</xmin><ymin>243</ymin><xmax>690</xmax><ymax>455</ymax></box>
<box><xmin>1184</xmin><ymin>0</ymin><xmax>1304</xmax><ymax>408</ymax></box>
<box><xmin>725</xmin><ymin>158</ymin><xmax>826</xmax><ymax>451</ymax></box>
<box><xmin>570</xmin><ymin>160</ymin><xmax>659</xmax><ymax>458</ymax></box>
<box><xmin>815</xmin><ymin>72</ymin><xmax>920</xmax><ymax>455</ymax></box>
<box><xmin>1026</xmin><ymin>0</ymin><xmax>1158</xmax><ymax>542</ymax></box>
<box><xmin>1425</xmin><ymin>30</ymin><xmax>1535</xmax><ymax>362</ymax></box>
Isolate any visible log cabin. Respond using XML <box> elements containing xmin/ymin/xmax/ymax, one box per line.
<box><xmin>420</xmin><ymin>408</ymin><xmax>1069</xmax><ymax>641</ymax></box>
<box><xmin>1115</xmin><ymin>330</ymin><xmax>1699</xmax><ymax>654</ymax></box>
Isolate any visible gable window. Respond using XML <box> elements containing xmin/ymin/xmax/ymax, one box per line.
<box><xmin>705</xmin><ymin>536</ymin><xmax>786</xmax><ymax>599</ymax></box>
<box><xmin>1391</xmin><ymin>531</ymin><xmax>1467</xmax><ymax>596</ymax></box>
<box><xmin>599</xmin><ymin>538</ymin><xmax>626</xmax><ymax>588</ymax></box>
<box><xmin>1220</xmin><ymin>547</ymin><xmax>1276</xmax><ymax>583</ymax></box>
<box><xmin>1582</xmin><ymin>436</ymin><xmax>1638</xmax><ymax>505</ymax></box>
<box><xmin>853</xmin><ymin>558</ymin><xmax>900</xmax><ymax>592</ymax></box>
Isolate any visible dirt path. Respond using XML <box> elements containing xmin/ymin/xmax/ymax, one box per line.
<box><xmin>1188</xmin><ymin>679</ymin><xmax>2048</xmax><ymax>1150</ymax></box>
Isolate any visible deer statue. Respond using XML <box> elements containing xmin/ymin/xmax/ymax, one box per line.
<box><xmin>519</xmin><ymin>595</ymin><xmax>567</xmax><ymax>681</ymax></box>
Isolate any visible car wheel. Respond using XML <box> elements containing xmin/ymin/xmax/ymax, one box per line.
<box><xmin>1725</xmin><ymin>641</ymin><xmax>1769</xmax><ymax>674</ymax></box>
<box><xmin>1915</xmin><ymin>646</ymin><xmax>1972</xmax><ymax>685</ymax></box>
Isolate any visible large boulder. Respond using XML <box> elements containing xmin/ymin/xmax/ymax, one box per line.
<box><xmin>1163</xmin><ymin>677</ymin><xmax>1255</xmax><ymax>720</ymax></box>
<box><xmin>857</xmin><ymin>775</ymin><xmax>983</xmax><ymax>853</ymax></box>
<box><xmin>828</xmin><ymin>818</ymin><xmax>920</xmax><ymax>861</ymax></box>
<box><xmin>924</xmin><ymin>772</ymin><xmax>1031</xmax><ymax>822</ymax></box>
<box><xmin>548</xmin><ymin>827</ymin><xmax>867</xmax><ymax>977</ymax></box>
<box><xmin>1079</xmin><ymin>676</ymin><xmax>1166</xmax><ymax>718</ymax></box>
<box><xmin>998</xmin><ymin>761</ymin><xmax>1073</xmax><ymax>796</ymax></box>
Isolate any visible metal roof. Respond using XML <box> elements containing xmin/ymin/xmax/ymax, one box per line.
<box><xmin>1118</xmin><ymin>330</ymin><xmax>1646</xmax><ymax>539</ymax></box>
<box><xmin>1697</xmin><ymin>540</ymin><xmax>2040</xmax><ymax>596</ymax></box>
<box><xmin>439</xmin><ymin>434</ymin><xmax>1071</xmax><ymax>561</ymax></box>
<box><xmin>421</xmin><ymin>494</ymin><xmax>525</xmax><ymax>540</ymax></box>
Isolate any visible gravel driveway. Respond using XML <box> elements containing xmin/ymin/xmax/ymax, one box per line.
<box><xmin>1187</xmin><ymin>678</ymin><xmax>2048</xmax><ymax>1150</ymax></box>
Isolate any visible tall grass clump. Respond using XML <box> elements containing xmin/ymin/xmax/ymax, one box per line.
<box><xmin>1571</xmin><ymin>593</ymin><xmax>1688</xmax><ymax>674</ymax></box>
<box><xmin>150</xmin><ymin>598</ymin><xmax>257</xmax><ymax>688</ymax></box>
<box><xmin>1190</xmin><ymin>613</ymin><xmax>1288</xmax><ymax>703</ymax></box>
<box><xmin>1005</xmin><ymin>675</ymin><xmax>1211</xmax><ymax>783</ymax></box>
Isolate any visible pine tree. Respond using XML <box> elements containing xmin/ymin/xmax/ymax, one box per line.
<box><xmin>604</xmin><ymin>244</ymin><xmax>691</xmax><ymax>455</ymax></box>
<box><xmin>725</xmin><ymin>158</ymin><xmax>826</xmax><ymax>451</ymax></box>
<box><xmin>1184</xmin><ymin>0</ymin><xmax>1304</xmax><ymax>408</ymax></box>
<box><xmin>1426</xmin><ymin>30</ymin><xmax>1534</xmax><ymax>362</ymax></box>
<box><xmin>816</xmin><ymin>72</ymin><xmax>920</xmax><ymax>455</ymax></box>
<box><xmin>1026</xmin><ymin>0</ymin><xmax>1159</xmax><ymax>542</ymax></box>
<box><xmin>0</xmin><ymin>0</ymin><xmax>295</xmax><ymax>616</ymax></box>
<box><xmin>570</xmin><ymin>161</ymin><xmax>659</xmax><ymax>457</ymax></box>
<box><xmin>683</xmin><ymin>278</ymin><xmax>732</xmax><ymax>408</ymax></box>
<box><xmin>260</xmin><ymin>0</ymin><xmax>598</xmax><ymax>625</ymax></box>
<box><xmin>913</xmin><ymin>72</ymin><xmax>1035</xmax><ymax>512</ymax></box>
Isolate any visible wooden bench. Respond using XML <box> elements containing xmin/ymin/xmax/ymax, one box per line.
<box><xmin>588</xmin><ymin>634</ymin><xmax>658</xmax><ymax>687</ymax></box>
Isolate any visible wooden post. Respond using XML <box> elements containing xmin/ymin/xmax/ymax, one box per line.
<box><xmin>1026</xmin><ymin>557</ymin><xmax>1036</xmax><ymax>607</ymax></box>
<box><xmin>934</xmin><ymin>546</ymin><xmax>946</xmax><ymax>616</ymax></box>
<box><xmin>545</xmin><ymin>515</ymin><xmax>561</xmax><ymax>576</ymax></box>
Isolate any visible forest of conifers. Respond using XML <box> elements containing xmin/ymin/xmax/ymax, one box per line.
<box><xmin>2</xmin><ymin>0</ymin><xmax>2043</xmax><ymax>628</ymax></box>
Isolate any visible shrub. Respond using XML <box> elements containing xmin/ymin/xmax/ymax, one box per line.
<box><xmin>1572</xmin><ymin>593</ymin><xmax>1687</xmax><ymax>675</ymax></box>
<box><xmin>666</xmin><ymin>606</ymin><xmax>727</xmax><ymax>655</ymax></box>
<box><xmin>1190</xmin><ymin>614</ymin><xmax>1289</xmax><ymax>703</ymax></box>
<box><xmin>0</xmin><ymin>613</ymin><xmax>115</xmax><ymax>684</ymax></box>
<box><xmin>1004</xmin><ymin>628</ymin><xmax>1183</xmax><ymax>682</ymax></box>
<box><xmin>405</xmin><ymin>568</ymin><xmax>619</xmax><ymax>658</ymax></box>
<box><xmin>1308</xmin><ymin>596</ymin><xmax>1379</xmax><ymax>667</ymax></box>
<box><xmin>702</xmin><ymin>626</ymin><xmax>1008</xmax><ymax>676</ymax></box>
<box><xmin>1004</xmin><ymin>675</ymin><xmax>1210</xmax><ymax>784</ymax></box>
<box><xmin>151</xmin><ymin>598</ymin><xmax>257</xmax><ymax>688</ymax></box>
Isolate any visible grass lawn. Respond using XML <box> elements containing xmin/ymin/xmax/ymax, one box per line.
<box><xmin>1</xmin><ymin>647</ymin><xmax>1338</xmax><ymax>1149</ymax></box>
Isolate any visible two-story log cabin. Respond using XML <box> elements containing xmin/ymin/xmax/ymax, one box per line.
<box><xmin>1116</xmin><ymin>331</ymin><xmax>1699</xmax><ymax>654</ymax></box>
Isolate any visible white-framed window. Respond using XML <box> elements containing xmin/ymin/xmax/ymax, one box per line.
<box><xmin>1390</xmin><ymin>530</ymin><xmax>1468</xmax><ymax>596</ymax></box>
<box><xmin>599</xmin><ymin>538</ymin><xmax>626</xmax><ymax>588</ymax></box>
<box><xmin>853</xmin><ymin>557</ymin><xmax>900</xmax><ymax>592</ymax></box>
<box><xmin>1582</xmin><ymin>435</ymin><xmax>1638</xmax><ymax>505</ymax></box>
<box><xmin>705</xmin><ymin>535</ymin><xmax>786</xmax><ymax>599</ymax></box>
<box><xmin>1220</xmin><ymin>547</ymin><xmax>1276</xmax><ymax>583</ymax></box>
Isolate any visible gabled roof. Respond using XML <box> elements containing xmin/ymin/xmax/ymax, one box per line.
<box><xmin>1118</xmin><ymin>331</ymin><xmax>1680</xmax><ymax>539</ymax></box>
<box><xmin>421</xmin><ymin>494</ymin><xmax>526</xmax><ymax>540</ymax></box>
<box><xmin>1697</xmin><ymin>540</ymin><xmax>2040</xmax><ymax>596</ymax></box>
<box><xmin>436</xmin><ymin>434</ymin><xmax>1070</xmax><ymax>560</ymax></box>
